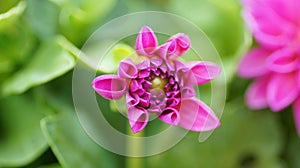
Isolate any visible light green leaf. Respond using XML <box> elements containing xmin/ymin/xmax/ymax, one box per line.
<box><xmin>147</xmin><ymin>99</ymin><xmax>285</xmax><ymax>168</ymax></box>
<box><xmin>0</xmin><ymin>1</ymin><xmax>26</xmax><ymax>31</ymax></box>
<box><xmin>2</xmin><ymin>37</ymin><xmax>75</xmax><ymax>96</ymax></box>
<box><xmin>167</xmin><ymin>0</ymin><xmax>252</xmax><ymax>82</ymax></box>
<box><xmin>40</xmin><ymin>108</ymin><xmax>118</xmax><ymax>168</ymax></box>
<box><xmin>25</xmin><ymin>0</ymin><xmax>59</xmax><ymax>40</ymax></box>
<box><xmin>83</xmin><ymin>42</ymin><xmax>136</xmax><ymax>73</ymax></box>
<box><xmin>57</xmin><ymin>0</ymin><xmax>116</xmax><ymax>45</ymax></box>
<box><xmin>0</xmin><ymin>93</ymin><xmax>48</xmax><ymax>167</ymax></box>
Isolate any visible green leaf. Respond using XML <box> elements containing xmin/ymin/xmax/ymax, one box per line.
<box><xmin>146</xmin><ymin>99</ymin><xmax>285</xmax><ymax>168</ymax></box>
<box><xmin>38</xmin><ymin>163</ymin><xmax>62</xmax><ymax>168</ymax></box>
<box><xmin>25</xmin><ymin>0</ymin><xmax>59</xmax><ymax>40</ymax></box>
<box><xmin>0</xmin><ymin>1</ymin><xmax>26</xmax><ymax>31</ymax></box>
<box><xmin>40</xmin><ymin>108</ymin><xmax>118</xmax><ymax>168</ymax></box>
<box><xmin>0</xmin><ymin>93</ymin><xmax>48</xmax><ymax>167</ymax></box>
<box><xmin>83</xmin><ymin>42</ymin><xmax>136</xmax><ymax>73</ymax></box>
<box><xmin>2</xmin><ymin>37</ymin><xmax>75</xmax><ymax>96</ymax></box>
<box><xmin>167</xmin><ymin>0</ymin><xmax>252</xmax><ymax>82</ymax></box>
<box><xmin>57</xmin><ymin>0</ymin><xmax>116</xmax><ymax>45</ymax></box>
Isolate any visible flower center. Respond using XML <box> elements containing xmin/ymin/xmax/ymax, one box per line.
<box><xmin>151</xmin><ymin>77</ymin><xmax>167</xmax><ymax>91</ymax></box>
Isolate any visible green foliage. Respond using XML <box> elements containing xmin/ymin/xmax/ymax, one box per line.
<box><xmin>0</xmin><ymin>93</ymin><xmax>48</xmax><ymax>167</ymax></box>
<box><xmin>0</xmin><ymin>0</ymin><xmax>298</xmax><ymax>167</ymax></box>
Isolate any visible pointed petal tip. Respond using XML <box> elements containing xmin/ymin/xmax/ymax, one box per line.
<box><xmin>179</xmin><ymin>98</ymin><xmax>220</xmax><ymax>132</ymax></box>
<box><xmin>128</xmin><ymin>107</ymin><xmax>149</xmax><ymax>133</ymax></box>
<box><xmin>135</xmin><ymin>25</ymin><xmax>158</xmax><ymax>57</ymax></box>
<box><xmin>92</xmin><ymin>75</ymin><xmax>127</xmax><ymax>100</ymax></box>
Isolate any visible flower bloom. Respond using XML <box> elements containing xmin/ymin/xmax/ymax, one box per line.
<box><xmin>93</xmin><ymin>26</ymin><xmax>221</xmax><ymax>133</ymax></box>
<box><xmin>238</xmin><ymin>0</ymin><xmax>300</xmax><ymax>135</ymax></box>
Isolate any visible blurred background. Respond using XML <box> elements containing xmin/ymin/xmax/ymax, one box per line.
<box><xmin>0</xmin><ymin>0</ymin><xmax>299</xmax><ymax>167</ymax></box>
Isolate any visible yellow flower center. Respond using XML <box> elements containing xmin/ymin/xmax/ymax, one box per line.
<box><xmin>151</xmin><ymin>77</ymin><xmax>167</xmax><ymax>91</ymax></box>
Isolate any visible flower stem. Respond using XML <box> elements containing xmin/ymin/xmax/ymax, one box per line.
<box><xmin>126</xmin><ymin>123</ymin><xmax>144</xmax><ymax>168</ymax></box>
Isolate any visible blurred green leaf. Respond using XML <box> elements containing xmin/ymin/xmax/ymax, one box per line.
<box><xmin>84</xmin><ymin>42</ymin><xmax>136</xmax><ymax>73</ymax></box>
<box><xmin>0</xmin><ymin>1</ymin><xmax>25</xmax><ymax>31</ymax></box>
<box><xmin>0</xmin><ymin>22</ymin><xmax>36</xmax><ymax>74</ymax></box>
<box><xmin>167</xmin><ymin>0</ymin><xmax>252</xmax><ymax>82</ymax></box>
<box><xmin>55</xmin><ymin>0</ymin><xmax>116</xmax><ymax>45</ymax></box>
<box><xmin>40</xmin><ymin>108</ymin><xmax>118</xmax><ymax>168</ymax></box>
<box><xmin>25</xmin><ymin>0</ymin><xmax>59</xmax><ymax>40</ymax></box>
<box><xmin>2</xmin><ymin>37</ymin><xmax>75</xmax><ymax>96</ymax></box>
<box><xmin>0</xmin><ymin>93</ymin><xmax>48</xmax><ymax>167</ymax></box>
<box><xmin>147</xmin><ymin>99</ymin><xmax>285</xmax><ymax>168</ymax></box>
<box><xmin>287</xmin><ymin>133</ymin><xmax>300</xmax><ymax>168</ymax></box>
<box><xmin>38</xmin><ymin>163</ymin><xmax>62</xmax><ymax>168</ymax></box>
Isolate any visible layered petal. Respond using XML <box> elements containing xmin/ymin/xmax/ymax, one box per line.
<box><xmin>186</xmin><ymin>61</ymin><xmax>221</xmax><ymax>85</ymax></box>
<box><xmin>242</xmin><ymin>0</ymin><xmax>297</xmax><ymax>48</ymax></box>
<box><xmin>293</xmin><ymin>97</ymin><xmax>300</xmax><ymax>136</ymax></box>
<box><xmin>118</xmin><ymin>58</ymin><xmax>138</xmax><ymax>78</ymax></box>
<box><xmin>238</xmin><ymin>47</ymin><xmax>270</xmax><ymax>78</ymax></box>
<box><xmin>128</xmin><ymin>107</ymin><xmax>149</xmax><ymax>133</ymax></box>
<box><xmin>157</xmin><ymin>41</ymin><xmax>177</xmax><ymax>60</ymax></box>
<box><xmin>159</xmin><ymin>107</ymin><xmax>180</xmax><ymax>125</ymax></box>
<box><xmin>246</xmin><ymin>77</ymin><xmax>269</xmax><ymax>109</ymax></box>
<box><xmin>267</xmin><ymin>47</ymin><xmax>299</xmax><ymax>73</ymax></box>
<box><xmin>92</xmin><ymin>75</ymin><xmax>127</xmax><ymax>100</ymax></box>
<box><xmin>178</xmin><ymin>98</ymin><xmax>220</xmax><ymax>132</ymax></box>
<box><xmin>267</xmin><ymin>72</ymin><xmax>299</xmax><ymax>111</ymax></box>
<box><xmin>135</xmin><ymin>26</ymin><xmax>158</xmax><ymax>57</ymax></box>
<box><xmin>166</xmin><ymin>33</ymin><xmax>190</xmax><ymax>58</ymax></box>
<box><xmin>126</xmin><ymin>92</ymin><xmax>140</xmax><ymax>107</ymax></box>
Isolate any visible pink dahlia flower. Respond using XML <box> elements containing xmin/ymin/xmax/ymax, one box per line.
<box><xmin>238</xmin><ymin>0</ymin><xmax>300</xmax><ymax>135</ymax></box>
<box><xmin>93</xmin><ymin>26</ymin><xmax>221</xmax><ymax>133</ymax></box>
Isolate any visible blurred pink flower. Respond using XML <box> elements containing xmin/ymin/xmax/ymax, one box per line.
<box><xmin>238</xmin><ymin>0</ymin><xmax>300</xmax><ymax>135</ymax></box>
<box><xmin>93</xmin><ymin>26</ymin><xmax>221</xmax><ymax>133</ymax></box>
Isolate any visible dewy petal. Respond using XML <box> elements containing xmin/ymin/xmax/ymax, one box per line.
<box><xmin>267</xmin><ymin>72</ymin><xmax>299</xmax><ymax>111</ymax></box>
<box><xmin>159</xmin><ymin>107</ymin><xmax>180</xmax><ymax>125</ymax></box>
<box><xmin>135</xmin><ymin>26</ymin><xmax>158</xmax><ymax>57</ymax></box>
<box><xmin>293</xmin><ymin>97</ymin><xmax>300</xmax><ymax>137</ymax></box>
<box><xmin>238</xmin><ymin>47</ymin><xmax>270</xmax><ymax>78</ymax></box>
<box><xmin>186</xmin><ymin>61</ymin><xmax>221</xmax><ymax>85</ymax></box>
<box><xmin>179</xmin><ymin>98</ymin><xmax>220</xmax><ymax>132</ymax></box>
<box><xmin>246</xmin><ymin>77</ymin><xmax>269</xmax><ymax>109</ymax></box>
<box><xmin>118</xmin><ymin>58</ymin><xmax>138</xmax><ymax>79</ymax></box>
<box><xmin>267</xmin><ymin>47</ymin><xmax>299</xmax><ymax>73</ymax></box>
<box><xmin>92</xmin><ymin>75</ymin><xmax>127</xmax><ymax>100</ymax></box>
<box><xmin>166</xmin><ymin>33</ymin><xmax>191</xmax><ymax>57</ymax></box>
<box><xmin>128</xmin><ymin>107</ymin><xmax>149</xmax><ymax>133</ymax></box>
<box><xmin>181</xmin><ymin>86</ymin><xmax>196</xmax><ymax>98</ymax></box>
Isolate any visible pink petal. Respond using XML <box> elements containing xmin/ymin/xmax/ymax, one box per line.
<box><xmin>267</xmin><ymin>72</ymin><xmax>299</xmax><ymax>111</ymax></box>
<box><xmin>166</xmin><ymin>33</ymin><xmax>191</xmax><ymax>58</ymax></box>
<box><xmin>118</xmin><ymin>58</ymin><xmax>138</xmax><ymax>79</ymax></box>
<box><xmin>178</xmin><ymin>98</ymin><xmax>220</xmax><ymax>132</ymax></box>
<box><xmin>246</xmin><ymin>77</ymin><xmax>269</xmax><ymax>109</ymax></box>
<box><xmin>92</xmin><ymin>75</ymin><xmax>127</xmax><ymax>100</ymax></box>
<box><xmin>186</xmin><ymin>61</ymin><xmax>221</xmax><ymax>85</ymax></box>
<box><xmin>159</xmin><ymin>107</ymin><xmax>180</xmax><ymax>125</ymax></box>
<box><xmin>293</xmin><ymin>97</ymin><xmax>300</xmax><ymax>136</ymax></box>
<box><xmin>157</xmin><ymin>41</ymin><xmax>177</xmax><ymax>60</ymax></box>
<box><xmin>128</xmin><ymin>107</ymin><xmax>148</xmax><ymax>133</ymax></box>
<box><xmin>238</xmin><ymin>47</ymin><xmax>270</xmax><ymax>78</ymax></box>
<box><xmin>267</xmin><ymin>48</ymin><xmax>299</xmax><ymax>73</ymax></box>
<box><xmin>126</xmin><ymin>92</ymin><xmax>140</xmax><ymax>107</ymax></box>
<box><xmin>181</xmin><ymin>86</ymin><xmax>196</xmax><ymax>98</ymax></box>
<box><xmin>135</xmin><ymin>26</ymin><xmax>158</xmax><ymax>57</ymax></box>
<box><xmin>242</xmin><ymin>0</ymin><xmax>297</xmax><ymax>48</ymax></box>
